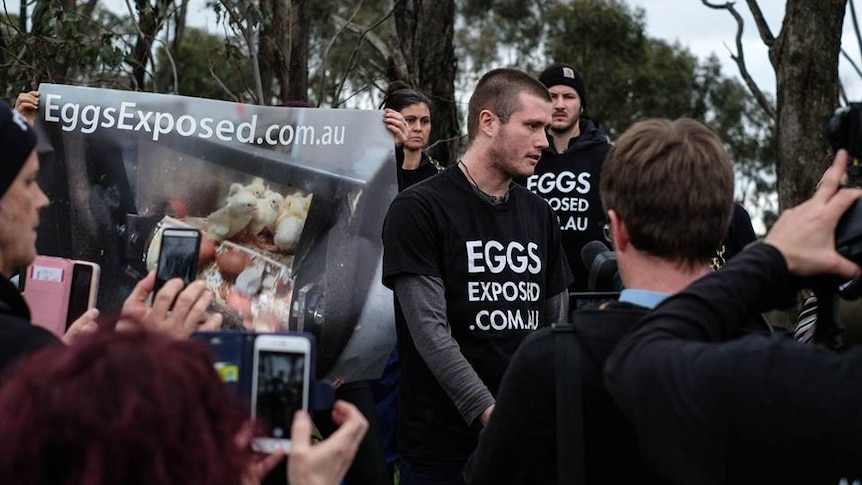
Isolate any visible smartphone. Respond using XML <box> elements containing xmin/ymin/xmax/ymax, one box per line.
<box><xmin>22</xmin><ymin>256</ymin><xmax>74</xmax><ymax>337</ymax></box>
<box><xmin>65</xmin><ymin>261</ymin><xmax>100</xmax><ymax>331</ymax></box>
<box><xmin>154</xmin><ymin>227</ymin><xmax>201</xmax><ymax>296</ymax></box>
<box><xmin>251</xmin><ymin>334</ymin><xmax>312</xmax><ymax>453</ymax></box>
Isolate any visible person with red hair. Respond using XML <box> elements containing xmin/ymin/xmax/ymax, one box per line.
<box><xmin>0</xmin><ymin>329</ymin><xmax>368</xmax><ymax>485</ymax></box>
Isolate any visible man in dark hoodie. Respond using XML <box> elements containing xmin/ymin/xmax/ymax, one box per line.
<box><xmin>519</xmin><ymin>63</ymin><xmax>612</xmax><ymax>294</ymax></box>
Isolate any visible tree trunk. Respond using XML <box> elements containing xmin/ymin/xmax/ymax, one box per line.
<box><xmin>287</xmin><ymin>0</ymin><xmax>309</xmax><ymax>103</ymax></box>
<box><xmin>773</xmin><ymin>0</ymin><xmax>847</xmax><ymax>210</ymax></box>
<box><xmin>392</xmin><ymin>0</ymin><xmax>459</xmax><ymax>164</ymax></box>
<box><xmin>132</xmin><ymin>0</ymin><xmax>170</xmax><ymax>90</ymax></box>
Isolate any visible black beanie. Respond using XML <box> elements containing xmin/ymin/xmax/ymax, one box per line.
<box><xmin>539</xmin><ymin>63</ymin><xmax>587</xmax><ymax>110</ymax></box>
<box><xmin>0</xmin><ymin>101</ymin><xmax>36</xmax><ymax>199</ymax></box>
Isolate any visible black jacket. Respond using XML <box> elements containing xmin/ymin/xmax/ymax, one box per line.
<box><xmin>0</xmin><ymin>274</ymin><xmax>59</xmax><ymax>378</ymax></box>
<box><xmin>465</xmin><ymin>300</ymin><xmax>666</xmax><ymax>485</ymax></box>
<box><xmin>606</xmin><ymin>244</ymin><xmax>862</xmax><ymax>484</ymax></box>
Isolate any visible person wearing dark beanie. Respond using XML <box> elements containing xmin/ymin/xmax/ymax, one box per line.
<box><xmin>516</xmin><ymin>63</ymin><xmax>612</xmax><ymax>295</ymax></box>
<box><xmin>0</xmin><ymin>100</ymin><xmax>60</xmax><ymax>374</ymax></box>
<box><xmin>0</xmin><ymin>100</ymin><xmax>225</xmax><ymax>376</ymax></box>
<box><xmin>538</xmin><ymin>63</ymin><xmax>588</xmax><ymax>112</ymax></box>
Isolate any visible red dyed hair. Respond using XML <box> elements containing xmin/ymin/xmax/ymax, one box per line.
<box><xmin>0</xmin><ymin>329</ymin><xmax>251</xmax><ymax>485</ymax></box>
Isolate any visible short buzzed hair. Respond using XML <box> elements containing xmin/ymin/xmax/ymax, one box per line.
<box><xmin>600</xmin><ymin>118</ymin><xmax>734</xmax><ymax>267</ymax></box>
<box><xmin>466</xmin><ymin>68</ymin><xmax>551</xmax><ymax>144</ymax></box>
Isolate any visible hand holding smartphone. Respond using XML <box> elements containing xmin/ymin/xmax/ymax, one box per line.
<box><xmin>251</xmin><ymin>334</ymin><xmax>312</xmax><ymax>453</ymax></box>
<box><xmin>22</xmin><ymin>256</ymin><xmax>100</xmax><ymax>337</ymax></box>
<box><xmin>66</xmin><ymin>261</ymin><xmax>100</xmax><ymax>330</ymax></box>
<box><xmin>154</xmin><ymin>228</ymin><xmax>201</xmax><ymax>297</ymax></box>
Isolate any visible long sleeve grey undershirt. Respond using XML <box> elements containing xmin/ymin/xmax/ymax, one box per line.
<box><xmin>393</xmin><ymin>274</ymin><xmax>494</xmax><ymax>426</ymax></box>
<box><xmin>393</xmin><ymin>274</ymin><xmax>570</xmax><ymax>426</ymax></box>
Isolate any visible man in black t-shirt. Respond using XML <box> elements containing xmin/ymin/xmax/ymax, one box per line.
<box><xmin>466</xmin><ymin>118</ymin><xmax>736</xmax><ymax>484</ymax></box>
<box><xmin>518</xmin><ymin>63</ymin><xmax>612</xmax><ymax>294</ymax></box>
<box><xmin>382</xmin><ymin>69</ymin><xmax>572</xmax><ymax>485</ymax></box>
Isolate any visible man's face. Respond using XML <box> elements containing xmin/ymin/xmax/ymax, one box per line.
<box><xmin>548</xmin><ymin>85</ymin><xmax>582</xmax><ymax>134</ymax></box>
<box><xmin>401</xmin><ymin>102</ymin><xmax>431</xmax><ymax>151</ymax></box>
<box><xmin>0</xmin><ymin>151</ymin><xmax>49</xmax><ymax>276</ymax></box>
<box><xmin>488</xmin><ymin>92</ymin><xmax>551</xmax><ymax>179</ymax></box>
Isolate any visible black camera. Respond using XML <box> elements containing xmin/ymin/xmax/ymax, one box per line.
<box><xmin>827</xmin><ymin>103</ymin><xmax>862</xmax><ymax>183</ymax></box>
<box><xmin>827</xmin><ymin>104</ymin><xmax>862</xmax><ymax>271</ymax></box>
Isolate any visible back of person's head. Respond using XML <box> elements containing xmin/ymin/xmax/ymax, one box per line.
<box><xmin>381</xmin><ymin>82</ymin><xmax>432</xmax><ymax>112</ymax></box>
<box><xmin>0</xmin><ymin>329</ymin><xmax>250</xmax><ymax>485</ymax></box>
<box><xmin>600</xmin><ymin>118</ymin><xmax>733</xmax><ymax>267</ymax></box>
<box><xmin>466</xmin><ymin>68</ymin><xmax>551</xmax><ymax>144</ymax></box>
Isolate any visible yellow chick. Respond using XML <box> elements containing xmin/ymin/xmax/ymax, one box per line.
<box><xmin>205</xmin><ymin>191</ymin><xmax>258</xmax><ymax>242</ymax></box>
<box><xmin>229</xmin><ymin>177</ymin><xmax>268</xmax><ymax>199</ymax></box>
<box><xmin>250</xmin><ymin>190</ymin><xmax>285</xmax><ymax>235</ymax></box>
<box><xmin>273</xmin><ymin>192</ymin><xmax>312</xmax><ymax>252</ymax></box>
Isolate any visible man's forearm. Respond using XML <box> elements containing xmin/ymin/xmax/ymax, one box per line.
<box><xmin>394</xmin><ymin>275</ymin><xmax>494</xmax><ymax>425</ymax></box>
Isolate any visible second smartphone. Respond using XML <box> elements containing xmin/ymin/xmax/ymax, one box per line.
<box><xmin>154</xmin><ymin>227</ymin><xmax>201</xmax><ymax>296</ymax></box>
<box><xmin>250</xmin><ymin>334</ymin><xmax>312</xmax><ymax>453</ymax></box>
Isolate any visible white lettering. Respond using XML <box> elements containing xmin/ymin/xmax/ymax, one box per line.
<box><xmin>235</xmin><ymin>115</ymin><xmax>257</xmax><ymax>143</ymax></box>
<box><xmin>44</xmin><ymin>94</ymin><xmax>62</xmax><ymax>123</ymax></box>
<box><xmin>117</xmin><ymin>102</ymin><xmax>136</xmax><ymax>130</ymax></box>
<box><xmin>527</xmin><ymin>171</ymin><xmax>592</xmax><ymax>195</ymax></box>
<box><xmin>152</xmin><ymin>112</ymin><xmax>174</xmax><ymax>141</ymax></box>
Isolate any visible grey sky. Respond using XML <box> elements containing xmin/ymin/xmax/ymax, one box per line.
<box><xmin>628</xmin><ymin>1</ymin><xmax>862</xmax><ymax>100</ymax></box>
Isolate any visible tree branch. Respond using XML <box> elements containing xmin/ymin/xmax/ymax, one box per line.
<box><xmin>743</xmin><ymin>0</ymin><xmax>775</xmax><ymax>47</ymax></box>
<box><xmin>332</xmin><ymin>5</ymin><xmax>397</xmax><ymax>105</ymax></box>
<box><xmin>842</xmin><ymin>48</ymin><xmax>862</xmax><ymax>80</ymax></box>
<box><xmin>316</xmin><ymin>2</ymin><xmax>364</xmax><ymax>105</ymax></box>
<box><xmin>333</xmin><ymin>15</ymin><xmax>391</xmax><ymax>59</ymax></box>
<box><xmin>702</xmin><ymin>0</ymin><xmax>776</xmax><ymax>120</ymax></box>
<box><xmin>850</xmin><ymin>0</ymin><xmax>862</xmax><ymax>70</ymax></box>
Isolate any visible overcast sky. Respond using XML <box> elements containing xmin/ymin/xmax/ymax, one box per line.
<box><xmin>628</xmin><ymin>1</ymin><xmax>862</xmax><ymax>100</ymax></box>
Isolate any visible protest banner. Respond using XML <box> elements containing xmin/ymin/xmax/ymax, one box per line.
<box><xmin>33</xmin><ymin>83</ymin><xmax>397</xmax><ymax>380</ymax></box>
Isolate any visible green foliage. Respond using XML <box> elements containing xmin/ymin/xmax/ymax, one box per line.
<box><xmin>457</xmin><ymin>0</ymin><xmax>777</xmax><ymax>230</ymax></box>
<box><xmin>304</xmin><ymin>0</ymin><xmax>394</xmax><ymax>107</ymax></box>
<box><xmin>153</xmin><ymin>28</ymin><xmax>253</xmax><ymax>102</ymax></box>
<box><xmin>0</xmin><ymin>3</ymin><xmax>128</xmax><ymax>99</ymax></box>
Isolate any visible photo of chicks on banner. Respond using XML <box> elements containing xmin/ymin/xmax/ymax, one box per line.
<box><xmin>145</xmin><ymin>177</ymin><xmax>314</xmax><ymax>331</ymax></box>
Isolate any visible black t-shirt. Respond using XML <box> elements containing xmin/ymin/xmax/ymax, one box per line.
<box><xmin>397</xmin><ymin>152</ymin><xmax>445</xmax><ymax>191</ymax></box>
<box><xmin>382</xmin><ymin>165</ymin><xmax>572</xmax><ymax>460</ymax></box>
<box><xmin>518</xmin><ymin>122</ymin><xmax>611</xmax><ymax>292</ymax></box>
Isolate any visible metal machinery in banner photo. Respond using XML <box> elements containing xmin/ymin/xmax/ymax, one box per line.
<box><xmin>34</xmin><ymin>83</ymin><xmax>398</xmax><ymax>381</ymax></box>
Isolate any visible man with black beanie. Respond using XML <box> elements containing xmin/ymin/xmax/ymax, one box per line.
<box><xmin>0</xmin><ymin>100</ymin><xmax>59</xmax><ymax>373</ymax></box>
<box><xmin>519</xmin><ymin>63</ymin><xmax>612</xmax><ymax>297</ymax></box>
<box><xmin>0</xmin><ymin>99</ymin><xmax>223</xmax><ymax>378</ymax></box>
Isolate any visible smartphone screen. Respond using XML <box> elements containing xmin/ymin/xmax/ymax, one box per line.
<box><xmin>65</xmin><ymin>263</ymin><xmax>98</xmax><ymax>330</ymax></box>
<box><xmin>155</xmin><ymin>228</ymin><xmax>201</xmax><ymax>295</ymax></box>
<box><xmin>254</xmin><ymin>350</ymin><xmax>307</xmax><ymax>440</ymax></box>
<box><xmin>251</xmin><ymin>334</ymin><xmax>311</xmax><ymax>454</ymax></box>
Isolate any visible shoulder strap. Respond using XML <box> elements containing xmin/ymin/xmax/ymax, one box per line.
<box><xmin>553</xmin><ymin>322</ymin><xmax>585</xmax><ymax>485</ymax></box>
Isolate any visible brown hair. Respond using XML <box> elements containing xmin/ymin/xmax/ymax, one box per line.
<box><xmin>0</xmin><ymin>329</ymin><xmax>251</xmax><ymax>485</ymax></box>
<box><xmin>600</xmin><ymin>118</ymin><xmax>734</xmax><ymax>267</ymax></box>
<box><xmin>466</xmin><ymin>68</ymin><xmax>551</xmax><ymax>144</ymax></box>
